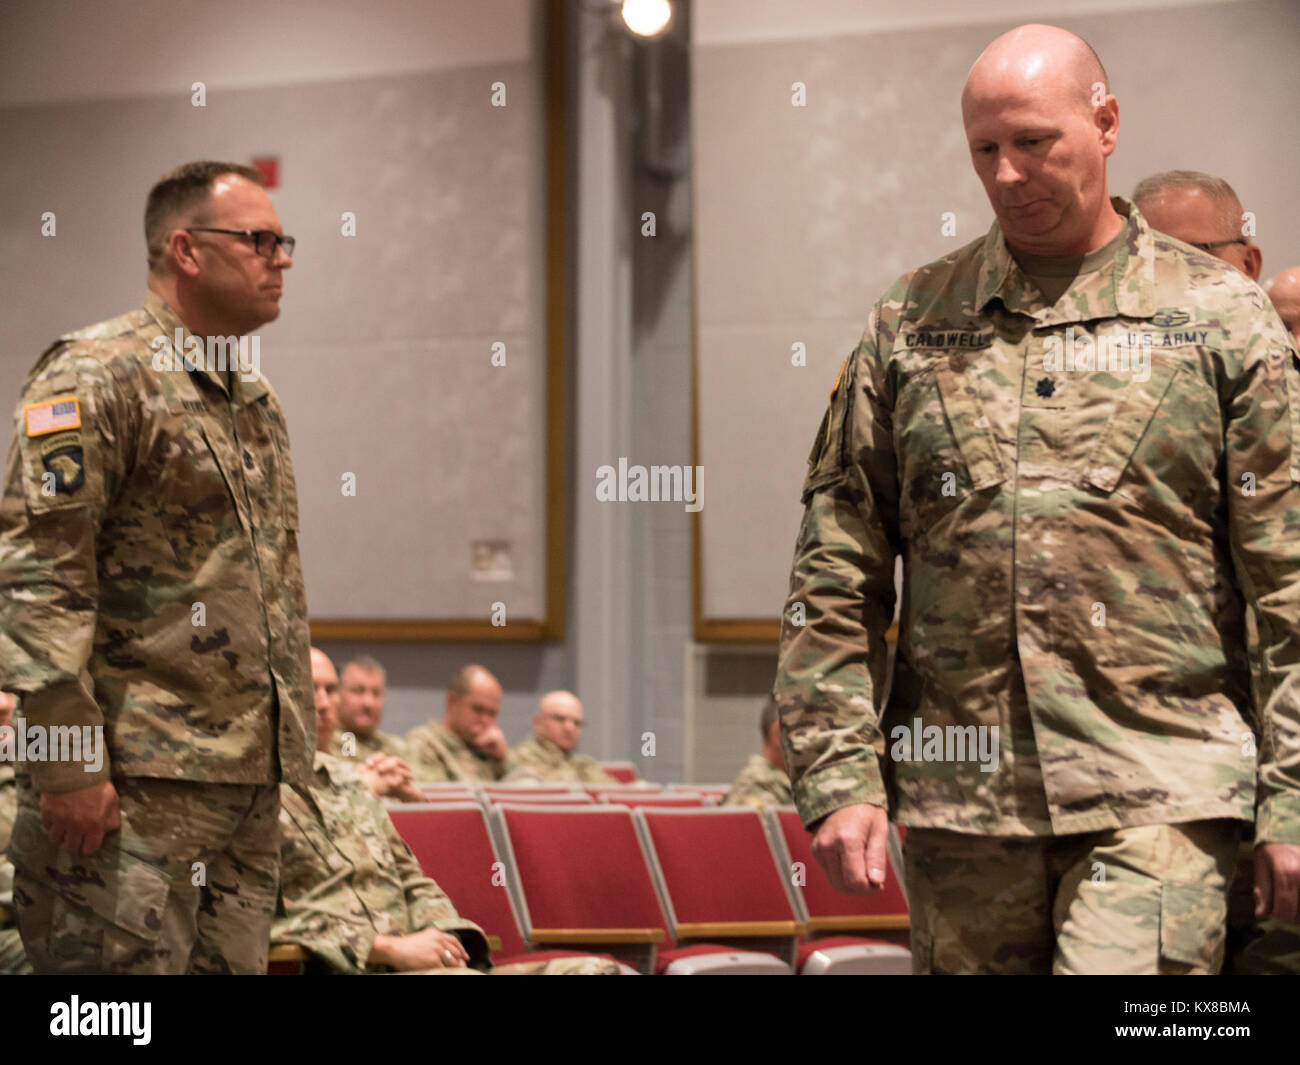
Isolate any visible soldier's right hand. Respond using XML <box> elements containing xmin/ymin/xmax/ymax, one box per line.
<box><xmin>810</xmin><ymin>802</ymin><xmax>890</xmax><ymax>896</ymax></box>
<box><xmin>39</xmin><ymin>780</ymin><xmax>121</xmax><ymax>857</ymax></box>
<box><xmin>373</xmin><ymin>928</ymin><xmax>470</xmax><ymax>970</ymax></box>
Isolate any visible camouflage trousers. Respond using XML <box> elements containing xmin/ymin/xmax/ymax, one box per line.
<box><xmin>903</xmin><ymin>820</ymin><xmax>1240</xmax><ymax>974</ymax></box>
<box><xmin>1222</xmin><ymin>840</ymin><xmax>1300</xmax><ymax>974</ymax></box>
<box><xmin>10</xmin><ymin>774</ymin><xmax>280</xmax><ymax>974</ymax></box>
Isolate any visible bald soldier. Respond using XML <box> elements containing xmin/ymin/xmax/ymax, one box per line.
<box><xmin>332</xmin><ymin>654</ymin><xmax>411</xmax><ymax>763</ymax></box>
<box><xmin>406</xmin><ymin>665</ymin><xmax>514</xmax><ymax>782</ymax></box>
<box><xmin>275</xmin><ymin>648</ymin><xmax>622</xmax><ymax>974</ymax></box>
<box><xmin>722</xmin><ymin>699</ymin><xmax>793</xmax><ymax>809</ymax></box>
<box><xmin>775</xmin><ymin>25</ymin><xmax>1300</xmax><ymax>974</ymax></box>
<box><xmin>0</xmin><ymin>161</ymin><xmax>313</xmax><ymax>973</ymax></box>
<box><xmin>507</xmin><ymin>692</ymin><xmax>617</xmax><ymax>785</ymax></box>
<box><xmin>1266</xmin><ymin>268</ymin><xmax>1300</xmax><ymax>343</ymax></box>
<box><xmin>1133</xmin><ymin>170</ymin><xmax>1261</xmax><ymax>281</ymax></box>
<box><xmin>1133</xmin><ymin>171</ymin><xmax>1300</xmax><ymax>975</ymax></box>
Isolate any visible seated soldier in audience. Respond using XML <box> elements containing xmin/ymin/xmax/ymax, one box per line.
<box><xmin>406</xmin><ymin>665</ymin><xmax>514</xmax><ymax>782</ymax></box>
<box><xmin>722</xmin><ymin>698</ymin><xmax>793</xmax><ymax>809</ymax></box>
<box><xmin>506</xmin><ymin>691</ymin><xmax>617</xmax><ymax>785</ymax></box>
<box><xmin>313</xmin><ymin>649</ymin><xmax>422</xmax><ymax>804</ymax></box>
<box><xmin>274</xmin><ymin>650</ymin><xmax>621</xmax><ymax>974</ymax></box>
<box><xmin>332</xmin><ymin>654</ymin><xmax>411</xmax><ymax>762</ymax></box>
<box><xmin>0</xmin><ymin>690</ymin><xmax>32</xmax><ymax>973</ymax></box>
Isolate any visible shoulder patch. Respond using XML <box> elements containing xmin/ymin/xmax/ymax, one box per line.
<box><xmin>24</xmin><ymin>396</ymin><xmax>81</xmax><ymax>437</ymax></box>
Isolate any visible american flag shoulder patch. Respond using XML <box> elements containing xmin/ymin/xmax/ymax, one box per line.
<box><xmin>25</xmin><ymin>396</ymin><xmax>81</xmax><ymax>437</ymax></box>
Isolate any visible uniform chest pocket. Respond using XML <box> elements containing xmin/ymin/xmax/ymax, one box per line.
<box><xmin>1080</xmin><ymin>362</ymin><xmax>1222</xmax><ymax>522</ymax></box>
<box><xmin>153</xmin><ymin>416</ymin><xmax>243</xmax><ymax>565</ymax></box>
<box><xmin>893</xmin><ymin>363</ymin><xmax>1006</xmax><ymax>537</ymax></box>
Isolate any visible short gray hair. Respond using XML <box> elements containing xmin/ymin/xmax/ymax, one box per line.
<box><xmin>1132</xmin><ymin>170</ymin><xmax>1245</xmax><ymax>238</ymax></box>
<box><xmin>342</xmin><ymin>654</ymin><xmax>386</xmax><ymax>682</ymax></box>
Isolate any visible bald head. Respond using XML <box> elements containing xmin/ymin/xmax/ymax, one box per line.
<box><xmin>962</xmin><ymin>24</ymin><xmax>1121</xmax><ymax>257</ymax></box>
<box><xmin>309</xmin><ymin>647</ymin><xmax>340</xmax><ymax>752</ymax></box>
<box><xmin>964</xmin><ymin>24</ymin><xmax>1107</xmax><ymax>120</ymax></box>
<box><xmin>1266</xmin><ymin>268</ymin><xmax>1300</xmax><ymax>342</ymax></box>
<box><xmin>534</xmin><ymin>690</ymin><xmax>584</xmax><ymax>753</ymax></box>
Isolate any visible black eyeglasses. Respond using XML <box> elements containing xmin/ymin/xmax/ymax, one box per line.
<box><xmin>187</xmin><ymin>227</ymin><xmax>295</xmax><ymax>259</ymax></box>
<box><xmin>1187</xmin><ymin>238</ymin><xmax>1247</xmax><ymax>253</ymax></box>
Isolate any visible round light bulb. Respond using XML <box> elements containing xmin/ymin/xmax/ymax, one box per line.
<box><xmin>621</xmin><ymin>0</ymin><xmax>672</xmax><ymax>37</ymax></box>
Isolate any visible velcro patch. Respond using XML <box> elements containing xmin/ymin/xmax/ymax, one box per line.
<box><xmin>39</xmin><ymin>433</ymin><xmax>86</xmax><ymax>494</ymax></box>
<box><xmin>25</xmin><ymin>396</ymin><xmax>81</xmax><ymax>437</ymax></box>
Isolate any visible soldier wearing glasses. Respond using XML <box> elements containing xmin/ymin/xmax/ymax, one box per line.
<box><xmin>0</xmin><ymin>160</ymin><xmax>314</xmax><ymax>973</ymax></box>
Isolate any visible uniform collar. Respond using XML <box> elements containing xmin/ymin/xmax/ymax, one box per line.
<box><xmin>142</xmin><ymin>291</ymin><xmax>271</xmax><ymax>405</ymax></box>
<box><xmin>973</xmin><ymin>196</ymin><xmax>1158</xmax><ymax>324</ymax></box>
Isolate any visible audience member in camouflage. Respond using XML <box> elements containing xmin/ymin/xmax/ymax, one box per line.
<box><xmin>274</xmin><ymin>650</ymin><xmax>622</xmax><ymax>975</ymax></box>
<box><xmin>407</xmin><ymin>665</ymin><xmax>513</xmax><ymax>782</ymax></box>
<box><xmin>506</xmin><ymin>692</ymin><xmax>616</xmax><ymax>784</ymax></box>
<box><xmin>0</xmin><ymin>692</ymin><xmax>31</xmax><ymax>973</ymax></box>
<box><xmin>723</xmin><ymin>699</ymin><xmax>793</xmax><ymax>809</ymax></box>
<box><xmin>774</xmin><ymin>27</ymin><xmax>1300</xmax><ymax>973</ymax></box>
<box><xmin>1134</xmin><ymin>170</ymin><xmax>1300</xmax><ymax>975</ymax></box>
<box><xmin>0</xmin><ymin>162</ymin><xmax>314</xmax><ymax>973</ymax></box>
<box><xmin>330</xmin><ymin>654</ymin><xmax>411</xmax><ymax>763</ymax></box>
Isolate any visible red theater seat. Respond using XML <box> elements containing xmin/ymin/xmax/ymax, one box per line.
<box><xmin>493</xmin><ymin>804</ymin><xmax>785</xmax><ymax>974</ymax></box>
<box><xmin>637</xmin><ymin>807</ymin><xmax>803</xmax><ymax>969</ymax></box>
<box><xmin>599</xmin><ymin>762</ymin><xmax>639</xmax><ymax>784</ymax></box>
<box><xmin>388</xmin><ymin>801</ymin><xmax>598</xmax><ymax>968</ymax></box>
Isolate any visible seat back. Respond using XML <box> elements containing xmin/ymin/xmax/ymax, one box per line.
<box><xmin>636</xmin><ymin>807</ymin><xmax>802</xmax><ymax>939</ymax></box>
<box><xmin>387</xmin><ymin>802</ymin><xmax>529</xmax><ymax>956</ymax></box>
<box><xmin>598</xmin><ymin>762</ymin><xmax>639</xmax><ymax>784</ymax></box>
<box><xmin>493</xmin><ymin>804</ymin><xmax>671</xmax><ymax>941</ymax></box>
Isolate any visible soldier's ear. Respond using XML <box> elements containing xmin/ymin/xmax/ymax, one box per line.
<box><xmin>1243</xmin><ymin>245</ymin><xmax>1262</xmax><ymax>284</ymax></box>
<box><xmin>168</xmin><ymin>229</ymin><xmax>203</xmax><ymax>278</ymax></box>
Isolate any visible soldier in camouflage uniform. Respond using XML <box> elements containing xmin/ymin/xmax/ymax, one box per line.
<box><xmin>274</xmin><ymin>649</ymin><xmax>622</xmax><ymax>974</ymax></box>
<box><xmin>506</xmin><ymin>691</ymin><xmax>617</xmax><ymax>785</ymax></box>
<box><xmin>0</xmin><ymin>161</ymin><xmax>314</xmax><ymax>973</ymax></box>
<box><xmin>774</xmin><ymin>26</ymin><xmax>1300</xmax><ymax>974</ymax></box>
<box><xmin>722</xmin><ymin>698</ymin><xmax>793</xmax><ymax>809</ymax></box>
<box><xmin>0</xmin><ymin>692</ymin><xmax>31</xmax><ymax>973</ymax></box>
<box><xmin>407</xmin><ymin>665</ymin><xmax>514</xmax><ymax>782</ymax></box>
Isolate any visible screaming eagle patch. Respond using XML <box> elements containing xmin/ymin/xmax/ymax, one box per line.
<box><xmin>39</xmin><ymin>433</ymin><xmax>85</xmax><ymax>495</ymax></box>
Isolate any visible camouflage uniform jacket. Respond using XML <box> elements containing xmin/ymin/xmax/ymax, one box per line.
<box><xmin>0</xmin><ymin>293</ymin><xmax>314</xmax><ymax>792</ymax></box>
<box><xmin>406</xmin><ymin>720</ymin><xmax>510</xmax><ymax>783</ymax></box>
<box><xmin>273</xmin><ymin>751</ymin><xmax>491</xmax><ymax>973</ymax></box>
<box><xmin>722</xmin><ymin>754</ymin><xmax>794</xmax><ymax>809</ymax></box>
<box><xmin>775</xmin><ymin>198</ymin><xmax>1300</xmax><ymax>843</ymax></box>
<box><xmin>507</xmin><ymin>735</ymin><xmax>616</xmax><ymax>784</ymax></box>
<box><xmin>330</xmin><ymin>727</ymin><xmax>410</xmax><ymax>764</ymax></box>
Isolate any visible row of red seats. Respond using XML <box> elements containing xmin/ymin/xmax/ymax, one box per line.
<box><xmin>388</xmin><ymin>802</ymin><xmax>912</xmax><ymax>975</ymax></box>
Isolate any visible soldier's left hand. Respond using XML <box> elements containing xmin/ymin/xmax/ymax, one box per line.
<box><xmin>1254</xmin><ymin>842</ymin><xmax>1300</xmax><ymax>923</ymax></box>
